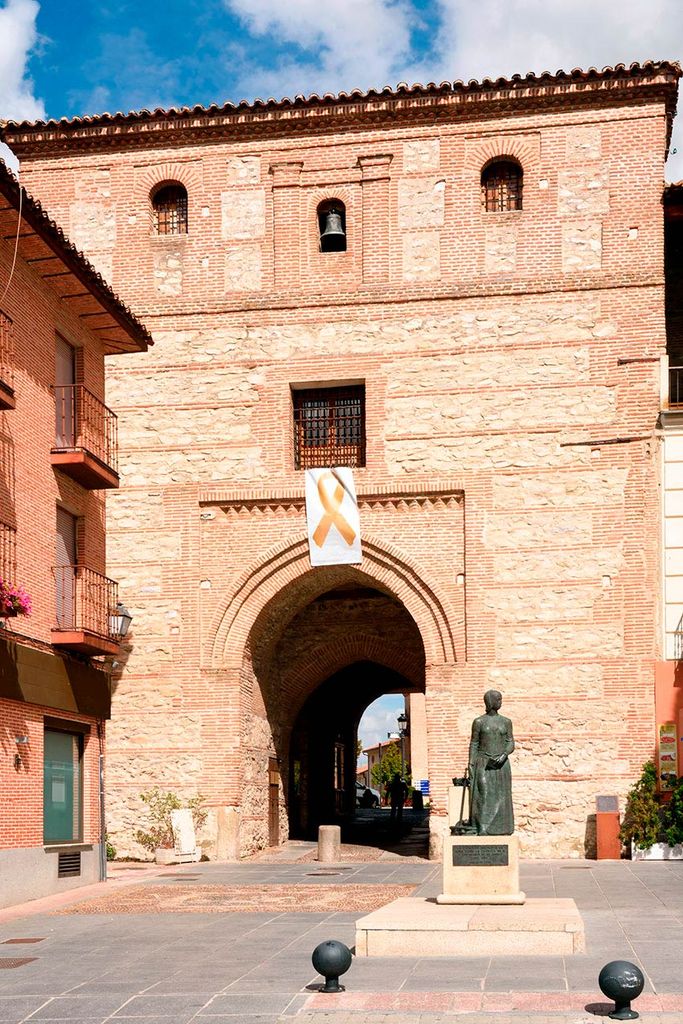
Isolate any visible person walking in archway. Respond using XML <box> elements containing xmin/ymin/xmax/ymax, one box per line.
<box><xmin>389</xmin><ymin>772</ymin><xmax>408</xmax><ymax>826</ymax></box>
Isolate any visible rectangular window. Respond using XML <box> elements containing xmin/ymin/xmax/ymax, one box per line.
<box><xmin>43</xmin><ymin>728</ymin><xmax>83</xmax><ymax>844</ymax></box>
<box><xmin>55</xmin><ymin>507</ymin><xmax>78</xmax><ymax>629</ymax></box>
<box><xmin>292</xmin><ymin>385</ymin><xmax>365</xmax><ymax>470</ymax></box>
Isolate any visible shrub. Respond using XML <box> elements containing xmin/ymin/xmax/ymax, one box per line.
<box><xmin>664</xmin><ymin>775</ymin><xmax>683</xmax><ymax>848</ymax></box>
<box><xmin>620</xmin><ymin>760</ymin><xmax>662</xmax><ymax>851</ymax></box>
<box><xmin>135</xmin><ymin>788</ymin><xmax>207</xmax><ymax>852</ymax></box>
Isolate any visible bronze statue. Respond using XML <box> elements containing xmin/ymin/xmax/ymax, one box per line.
<box><xmin>468</xmin><ymin>689</ymin><xmax>514</xmax><ymax>835</ymax></box>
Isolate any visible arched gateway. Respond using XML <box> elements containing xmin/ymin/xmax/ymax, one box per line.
<box><xmin>207</xmin><ymin>535</ymin><xmax>460</xmax><ymax>857</ymax></box>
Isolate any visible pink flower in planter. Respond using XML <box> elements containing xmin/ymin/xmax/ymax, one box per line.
<box><xmin>0</xmin><ymin>578</ymin><xmax>32</xmax><ymax>616</ymax></box>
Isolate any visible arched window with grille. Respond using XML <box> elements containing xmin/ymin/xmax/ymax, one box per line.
<box><xmin>481</xmin><ymin>160</ymin><xmax>523</xmax><ymax>212</ymax></box>
<box><xmin>151</xmin><ymin>183</ymin><xmax>189</xmax><ymax>235</ymax></box>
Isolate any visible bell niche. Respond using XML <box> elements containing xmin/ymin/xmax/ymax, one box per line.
<box><xmin>317</xmin><ymin>199</ymin><xmax>347</xmax><ymax>253</ymax></box>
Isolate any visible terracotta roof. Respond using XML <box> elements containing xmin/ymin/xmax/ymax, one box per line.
<box><xmin>2</xmin><ymin>60</ymin><xmax>679</xmax><ymax>139</ymax></box>
<box><xmin>0</xmin><ymin>159</ymin><xmax>152</xmax><ymax>353</ymax></box>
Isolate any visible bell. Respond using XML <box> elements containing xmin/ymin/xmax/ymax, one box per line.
<box><xmin>320</xmin><ymin>208</ymin><xmax>346</xmax><ymax>252</ymax></box>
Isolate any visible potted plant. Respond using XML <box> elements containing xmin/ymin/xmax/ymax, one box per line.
<box><xmin>620</xmin><ymin>760</ymin><xmax>683</xmax><ymax>860</ymax></box>
<box><xmin>135</xmin><ymin>787</ymin><xmax>207</xmax><ymax>864</ymax></box>
<box><xmin>0</xmin><ymin>578</ymin><xmax>32</xmax><ymax>618</ymax></box>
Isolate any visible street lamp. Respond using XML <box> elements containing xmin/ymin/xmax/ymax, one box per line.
<box><xmin>397</xmin><ymin>711</ymin><xmax>408</xmax><ymax>780</ymax></box>
<box><xmin>109</xmin><ymin>601</ymin><xmax>133</xmax><ymax>639</ymax></box>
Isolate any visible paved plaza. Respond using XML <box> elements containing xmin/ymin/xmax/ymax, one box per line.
<box><xmin>1</xmin><ymin>856</ymin><xmax>683</xmax><ymax>1024</ymax></box>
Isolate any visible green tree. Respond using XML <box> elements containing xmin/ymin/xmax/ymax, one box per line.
<box><xmin>370</xmin><ymin>743</ymin><xmax>411</xmax><ymax>795</ymax></box>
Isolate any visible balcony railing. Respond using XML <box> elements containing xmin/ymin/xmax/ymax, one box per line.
<box><xmin>52</xmin><ymin>564</ymin><xmax>120</xmax><ymax>655</ymax></box>
<box><xmin>0</xmin><ymin>312</ymin><xmax>15</xmax><ymax>409</ymax></box>
<box><xmin>669</xmin><ymin>367</ymin><xmax>683</xmax><ymax>409</ymax></box>
<box><xmin>52</xmin><ymin>385</ymin><xmax>119</xmax><ymax>488</ymax></box>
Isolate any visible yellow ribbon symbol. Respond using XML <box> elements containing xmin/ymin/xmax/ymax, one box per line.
<box><xmin>312</xmin><ymin>471</ymin><xmax>357</xmax><ymax>548</ymax></box>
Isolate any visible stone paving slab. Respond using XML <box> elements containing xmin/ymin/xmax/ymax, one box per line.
<box><xmin>0</xmin><ymin>860</ymin><xmax>682</xmax><ymax>1023</ymax></box>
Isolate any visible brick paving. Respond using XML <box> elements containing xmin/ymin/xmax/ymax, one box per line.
<box><xmin>55</xmin><ymin>884</ymin><xmax>416</xmax><ymax>915</ymax></box>
<box><xmin>1</xmin><ymin>859</ymin><xmax>683</xmax><ymax>1022</ymax></box>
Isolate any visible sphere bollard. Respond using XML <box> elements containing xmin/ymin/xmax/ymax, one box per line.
<box><xmin>598</xmin><ymin>960</ymin><xmax>645</xmax><ymax>1020</ymax></box>
<box><xmin>311</xmin><ymin>939</ymin><xmax>352</xmax><ymax>993</ymax></box>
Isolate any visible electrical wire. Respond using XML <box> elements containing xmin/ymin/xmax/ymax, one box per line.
<box><xmin>0</xmin><ymin>168</ymin><xmax>23</xmax><ymax>307</ymax></box>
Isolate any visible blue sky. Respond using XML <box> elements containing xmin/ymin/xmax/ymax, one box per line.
<box><xmin>0</xmin><ymin>0</ymin><xmax>681</xmax><ymax>181</ymax></box>
<box><xmin>357</xmin><ymin>693</ymin><xmax>406</xmax><ymax>767</ymax></box>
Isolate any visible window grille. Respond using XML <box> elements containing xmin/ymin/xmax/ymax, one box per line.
<box><xmin>293</xmin><ymin>386</ymin><xmax>365</xmax><ymax>470</ymax></box>
<box><xmin>152</xmin><ymin>184</ymin><xmax>188</xmax><ymax>235</ymax></box>
<box><xmin>481</xmin><ymin>160</ymin><xmax>523</xmax><ymax>212</ymax></box>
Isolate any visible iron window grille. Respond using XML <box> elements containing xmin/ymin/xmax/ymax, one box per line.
<box><xmin>293</xmin><ymin>386</ymin><xmax>366</xmax><ymax>470</ymax></box>
<box><xmin>481</xmin><ymin>160</ymin><xmax>523</xmax><ymax>212</ymax></box>
<box><xmin>152</xmin><ymin>184</ymin><xmax>188</xmax><ymax>235</ymax></box>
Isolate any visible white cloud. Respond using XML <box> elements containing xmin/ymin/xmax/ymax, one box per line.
<box><xmin>224</xmin><ymin>0</ymin><xmax>415</xmax><ymax>99</ymax></box>
<box><xmin>0</xmin><ymin>0</ymin><xmax>44</xmax><ymax>172</ymax></box>
<box><xmin>0</xmin><ymin>0</ymin><xmax>44</xmax><ymax>121</ymax></box>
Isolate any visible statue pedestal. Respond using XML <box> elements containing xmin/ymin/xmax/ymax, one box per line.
<box><xmin>437</xmin><ymin>834</ymin><xmax>525</xmax><ymax>905</ymax></box>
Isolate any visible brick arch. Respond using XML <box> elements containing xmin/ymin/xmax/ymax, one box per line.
<box><xmin>135</xmin><ymin>161</ymin><xmax>203</xmax><ymax>199</ymax></box>
<box><xmin>281</xmin><ymin>634</ymin><xmax>425</xmax><ymax>721</ymax></box>
<box><xmin>209</xmin><ymin>532</ymin><xmax>457</xmax><ymax>670</ymax></box>
<box><xmin>135</xmin><ymin>161</ymin><xmax>202</xmax><ymax>232</ymax></box>
<box><xmin>463</xmin><ymin>134</ymin><xmax>540</xmax><ymax>174</ymax></box>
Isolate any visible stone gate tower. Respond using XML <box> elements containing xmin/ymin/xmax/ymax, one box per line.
<box><xmin>4</xmin><ymin>61</ymin><xmax>680</xmax><ymax>858</ymax></box>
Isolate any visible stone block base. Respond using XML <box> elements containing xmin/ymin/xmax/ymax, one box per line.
<box><xmin>154</xmin><ymin>848</ymin><xmax>201</xmax><ymax>865</ymax></box>
<box><xmin>355</xmin><ymin>897</ymin><xmax>585</xmax><ymax>957</ymax></box>
<box><xmin>439</xmin><ymin>834</ymin><xmax>524</xmax><ymax>904</ymax></box>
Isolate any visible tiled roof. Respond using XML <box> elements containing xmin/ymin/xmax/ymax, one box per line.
<box><xmin>0</xmin><ymin>159</ymin><xmax>152</xmax><ymax>352</ymax></box>
<box><xmin>2</xmin><ymin>60</ymin><xmax>680</xmax><ymax>133</ymax></box>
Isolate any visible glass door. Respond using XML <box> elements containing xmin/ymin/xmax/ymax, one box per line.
<box><xmin>43</xmin><ymin>729</ymin><xmax>82</xmax><ymax>843</ymax></box>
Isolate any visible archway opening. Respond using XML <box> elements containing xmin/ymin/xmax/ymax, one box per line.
<box><xmin>238</xmin><ymin>575</ymin><xmax>426</xmax><ymax>852</ymax></box>
<box><xmin>289</xmin><ymin>660</ymin><xmax>421</xmax><ymax>839</ymax></box>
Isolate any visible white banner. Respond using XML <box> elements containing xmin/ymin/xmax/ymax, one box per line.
<box><xmin>305</xmin><ymin>467</ymin><xmax>362</xmax><ymax>567</ymax></box>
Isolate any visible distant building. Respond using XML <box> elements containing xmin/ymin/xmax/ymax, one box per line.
<box><xmin>0</xmin><ymin>163</ymin><xmax>150</xmax><ymax>908</ymax></box>
<box><xmin>4</xmin><ymin>60</ymin><xmax>682</xmax><ymax>859</ymax></box>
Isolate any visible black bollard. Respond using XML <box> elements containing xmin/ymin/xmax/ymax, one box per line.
<box><xmin>311</xmin><ymin>939</ymin><xmax>352</xmax><ymax>993</ymax></box>
<box><xmin>598</xmin><ymin>960</ymin><xmax>645</xmax><ymax>1020</ymax></box>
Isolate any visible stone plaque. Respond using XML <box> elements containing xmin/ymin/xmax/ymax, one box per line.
<box><xmin>452</xmin><ymin>844</ymin><xmax>509</xmax><ymax>867</ymax></box>
<box><xmin>596</xmin><ymin>795</ymin><xmax>619</xmax><ymax>812</ymax></box>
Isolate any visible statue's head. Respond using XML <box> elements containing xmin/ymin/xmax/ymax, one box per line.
<box><xmin>484</xmin><ymin>689</ymin><xmax>502</xmax><ymax>711</ymax></box>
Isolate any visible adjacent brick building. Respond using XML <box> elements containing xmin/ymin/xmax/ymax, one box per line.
<box><xmin>0</xmin><ymin>162</ymin><xmax>150</xmax><ymax>907</ymax></box>
<box><xmin>4</xmin><ymin>60</ymin><xmax>681</xmax><ymax>859</ymax></box>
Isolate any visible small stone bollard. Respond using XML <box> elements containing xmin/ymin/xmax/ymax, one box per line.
<box><xmin>318</xmin><ymin>824</ymin><xmax>341</xmax><ymax>863</ymax></box>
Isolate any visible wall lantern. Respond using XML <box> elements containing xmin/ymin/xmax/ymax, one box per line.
<box><xmin>110</xmin><ymin>601</ymin><xmax>133</xmax><ymax>639</ymax></box>
<box><xmin>15</xmin><ymin>735</ymin><xmax>28</xmax><ymax>769</ymax></box>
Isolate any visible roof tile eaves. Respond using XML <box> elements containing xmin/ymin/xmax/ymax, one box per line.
<box><xmin>3</xmin><ymin>59</ymin><xmax>681</xmax><ymax>133</ymax></box>
<box><xmin>0</xmin><ymin>159</ymin><xmax>152</xmax><ymax>348</ymax></box>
